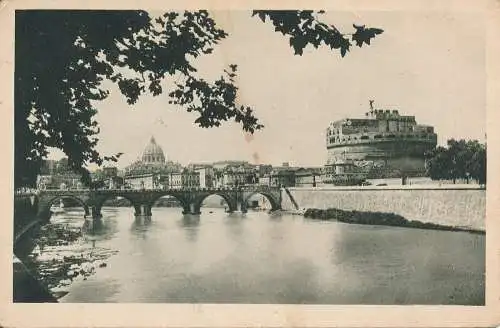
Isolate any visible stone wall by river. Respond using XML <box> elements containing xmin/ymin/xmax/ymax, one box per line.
<box><xmin>282</xmin><ymin>187</ymin><xmax>485</xmax><ymax>230</ymax></box>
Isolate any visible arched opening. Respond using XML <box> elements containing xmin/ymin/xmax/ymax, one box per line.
<box><xmin>45</xmin><ymin>196</ymin><xmax>89</xmax><ymax>221</ymax></box>
<box><xmin>199</xmin><ymin>193</ymin><xmax>234</xmax><ymax>214</ymax></box>
<box><xmin>150</xmin><ymin>193</ymin><xmax>186</xmax><ymax>216</ymax></box>
<box><xmin>245</xmin><ymin>193</ymin><xmax>273</xmax><ymax>211</ymax></box>
<box><xmin>243</xmin><ymin>192</ymin><xmax>279</xmax><ymax>212</ymax></box>
<box><xmin>99</xmin><ymin>195</ymin><xmax>135</xmax><ymax>218</ymax></box>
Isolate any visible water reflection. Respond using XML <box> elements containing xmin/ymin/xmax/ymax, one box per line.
<box><xmin>178</xmin><ymin>215</ymin><xmax>200</xmax><ymax>242</ymax></box>
<box><xmin>133</xmin><ymin>215</ymin><xmax>152</xmax><ymax>226</ymax></box>
<box><xmin>130</xmin><ymin>216</ymin><xmax>153</xmax><ymax>240</ymax></box>
<box><xmin>56</xmin><ymin>207</ymin><xmax>484</xmax><ymax>305</ymax></box>
<box><xmin>178</xmin><ymin>215</ymin><xmax>200</xmax><ymax>228</ymax></box>
<box><xmin>223</xmin><ymin>214</ymin><xmax>246</xmax><ymax>241</ymax></box>
<box><xmin>83</xmin><ymin>216</ymin><xmax>119</xmax><ymax>242</ymax></box>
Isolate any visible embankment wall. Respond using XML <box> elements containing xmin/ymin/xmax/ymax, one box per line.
<box><xmin>282</xmin><ymin>187</ymin><xmax>486</xmax><ymax>230</ymax></box>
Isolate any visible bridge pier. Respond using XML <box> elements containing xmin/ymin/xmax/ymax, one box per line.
<box><xmin>134</xmin><ymin>204</ymin><xmax>152</xmax><ymax>217</ymax></box>
<box><xmin>182</xmin><ymin>203</ymin><xmax>201</xmax><ymax>215</ymax></box>
<box><xmin>90</xmin><ymin>206</ymin><xmax>102</xmax><ymax>219</ymax></box>
<box><xmin>89</xmin><ymin>206</ymin><xmax>103</xmax><ymax>229</ymax></box>
<box><xmin>225</xmin><ymin>203</ymin><xmax>237</xmax><ymax>213</ymax></box>
<box><xmin>239</xmin><ymin>202</ymin><xmax>248</xmax><ymax>214</ymax></box>
<box><xmin>84</xmin><ymin>206</ymin><xmax>90</xmax><ymax>218</ymax></box>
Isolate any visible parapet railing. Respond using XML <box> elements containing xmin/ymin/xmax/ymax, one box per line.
<box><xmin>16</xmin><ymin>184</ymin><xmax>282</xmax><ymax>196</ymax></box>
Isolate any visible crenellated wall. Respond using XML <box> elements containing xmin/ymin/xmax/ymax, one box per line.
<box><xmin>282</xmin><ymin>187</ymin><xmax>486</xmax><ymax>230</ymax></box>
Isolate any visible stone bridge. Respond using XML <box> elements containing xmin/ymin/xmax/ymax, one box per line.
<box><xmin>35</xmin><ymin>186</ymin><xmax>283</xmax><ymax>222</ymax></box>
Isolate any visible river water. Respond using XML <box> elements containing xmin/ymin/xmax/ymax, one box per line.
<box><xmin>36</xmin><ymin>206</ymin><xmax>484</xmax><ymax>305</ymax></box>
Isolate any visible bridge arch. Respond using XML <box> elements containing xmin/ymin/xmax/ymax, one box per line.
<box><xmin>148</xmin><ymin>192</ymin><xmax>191</xmax><ymax>214</ymax></box>
<box><xmin>42</xmin><ymin>195</ymin><xmax>90</xmax><ymax>219</ymax></box>
<box><xmin>242</xmin><ymin>192</ymin><xmax>280</xmax><ymax>212</ymax></box>
<box><xmin>193</xmin><ymin>191</ymin><xmax>238</xmax><ymax>213</ymax></box>
<box><xmin>93</xmin><ymin>193</ymin><xmax>137</xmax><ymax>210</ymax></box>
<box><xmin>149</xmin><ymin>192</ymin><xmax>189</xmax><ymax>207</ymax></box>
<box><xmin>92</xmin><ymin>194</ymin><xmax>141</xmax><ymax>218</ymax></box>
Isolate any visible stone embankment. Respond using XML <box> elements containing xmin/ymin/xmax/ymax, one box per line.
<box><xmin>282</xmin><ymin>186</ymin><xmax>486</xmax><ymax>231</ymax></box>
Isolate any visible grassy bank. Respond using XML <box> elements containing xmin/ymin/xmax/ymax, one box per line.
<box><xmin>303</xmin><ymin>208</ymin><xmax>485</xmax><ymax>234</ymax></box>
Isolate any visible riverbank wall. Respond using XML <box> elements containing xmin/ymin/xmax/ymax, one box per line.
<box><xmin>14</xmin><ymin>195</ymin><xmax>38</xmax><ymax>233</ymax></box>
<box><xmin>282</xmin><ymin>186</ymin><xmax>486</xmax><ymax>230</ymax></box>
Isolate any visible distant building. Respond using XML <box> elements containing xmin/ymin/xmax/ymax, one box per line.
<box><xmin>195</xmin><ymin>167</ymin><xmax>214</xmax><ymax>188</ymax></box>
<box><xmin>322</xmin><ymin>160</ymin><xmax>366</xmax><ymax>186</ymax></box>
<box><xmin>324</xmin><ymin>102</ymin><xmax>438</xmax><ymax>184</ymax></box>
<box><xmin>37</xmin><ymin>174</ymin><xmax>82</xmax><ymax>190</ymax></box>
<box><xmin>142</xmin><ymin>136</ymin><xmax>166</xmax><ymax>164</ymax></box>
<box><xmin>37</xmin><ymin>158</ymin><xmax>83</xmax><ymax>190</ymax></box>
<box><xmin>295</xmin><ymin>168</ymin><xmax>322</xmax><ymax>187</ymax></box>
<box><xmin>103</xmin><ymin>166</ymin><xmax>118</xmax><ymax>177</ymax></box>
<box><xmin>255</xmin><ymin>164</ymin><xmax>273</xmax><ymax>178</ymax></box>
<box><xmin>258</xmin><ymin>175</ymin><xmax>271</xmax><ymax>186</ymax></box>
<box><xmin>270</xmin><ymin>168</ymin><xmax>297</xmax><ymax>187</ymax></box>
<box><xmin>106</xmin><ymin>176</ymin><xmax>124</xmax><ymax>189</ymax></box>
<box><xmin>170</xmin><ymin>172</ymin><xmax>182</xmax><ymax>189</ymax></box>
<box><xmin>213</xmin><ymin>160</ymin><xmax>250</xmax><ymax>171</ymax></box>
<box><xmin>39</xmin><ymin>159</ymin><xmax>58</xmax><ymax>175</ymax></box>
<box><xmin>124</xmin><ymin>173</ymin><xmax>156</xmax><ymax>190</ymax></box>
<box><xmin>223</xmin><ymin>164</ymin><xmax>257</xmax><ymax>187</ymax></box>
<box><xmin>181</xmin><ymin>170</ymin><xmax>200</xmax><ymax>189</ymax></box>
<box><xmin>124</xmin><ymin>136</ymin><xmax>182</xmax><ymax>186</ymax></box>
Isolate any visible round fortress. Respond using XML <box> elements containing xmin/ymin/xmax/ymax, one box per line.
<box><xmin>324</xmin><ymin>102</ymin><xmax>437</xmax><ymax>183</ymax></box>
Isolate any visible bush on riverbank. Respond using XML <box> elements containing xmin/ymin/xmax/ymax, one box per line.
<box><xmin>303</xmin><ymin>208</ymin><xmax>484</xmax><ymax>234</ymax></box>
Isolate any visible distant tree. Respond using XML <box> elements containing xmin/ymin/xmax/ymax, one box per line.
<box><xmin>425</xmin><ymin>139</ymin><xmax>486</xmax><ymax>184</ymax></box>
<box><xmin>467</xmin><ymin>142</ymin><xmax>487</xmax><ymax>185</ymax></box>
<box><xmin>446</xmin><ymin>139</ymin><xmax>470</xmax><ymax>183</ymax></box>
<box><xmin>15</xmin><ymin>10</ymin><xmax>383</xmax><ymax>188</ymax></box>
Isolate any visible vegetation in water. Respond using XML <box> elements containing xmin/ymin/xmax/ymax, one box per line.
<box><xmin>25</xmin><ymin>220</ymin><xmax>118</xmax><ymax>294</ymax></box>
<box><xmin>303</xmin><ymin>208</ymin><xmax>485</xmax><ymax>234</ymax></box>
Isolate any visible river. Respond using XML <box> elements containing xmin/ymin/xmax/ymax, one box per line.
<box><xmin>31</xmin><ymin>206</ymin><xmax>484</xmax><ymax>305</ymax></box>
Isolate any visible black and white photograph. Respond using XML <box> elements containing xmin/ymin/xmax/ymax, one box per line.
<box><xmin>2</xmin><ymin>0</ymin><xmax>500</xmax><ymax>327</ymax></box>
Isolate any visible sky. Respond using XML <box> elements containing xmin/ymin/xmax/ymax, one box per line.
<box><xmin>49</xmin><ymin>10</ymin><xmax>486</xmax><ymax>169</ymax></box>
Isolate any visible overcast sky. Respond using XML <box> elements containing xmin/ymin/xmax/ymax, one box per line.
<box><xmin>49</xmin><ymin>10</ymin><xmax>486</xmax><ymax>169</ymax></box>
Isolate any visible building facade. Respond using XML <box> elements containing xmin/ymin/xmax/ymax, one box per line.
<box><xmin>170</xmin><ymin>172</ymin><xmax>182</xmax><ymax>189</ymax></box>
<box><xmin>294</xmin><ymin>168</ymin><xmax>322</xmax><ymax>187</ymax></box>
<box><xmin>269</xmin><ymin>168</ymin><xmax>296</xmax><ymax>187</ymax></box>
<box><xmin>124</xmin><ymin>173</ymin><xmax>156</xmax><ymax>190</ymax></box>
<box><xmin>36</xmin><ymin>174</ymin><xmax>83</xmax><ymax>190</ymax></box>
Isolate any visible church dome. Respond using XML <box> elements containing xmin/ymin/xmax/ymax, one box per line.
<box><xmin>142</xmin><ymin>136</ymin><xmax>166</xmax><ymax>165</ymax></box>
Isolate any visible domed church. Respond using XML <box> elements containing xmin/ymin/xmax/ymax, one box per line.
<box><xmin>141</xmin><ymin>136</ymin><xmax>167</xmax><ymax>165</ymax></box>
<box><xmin>124</xmin><ymin>136</ymin><xmax>182</xmax><ymax>183</ymax></box>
